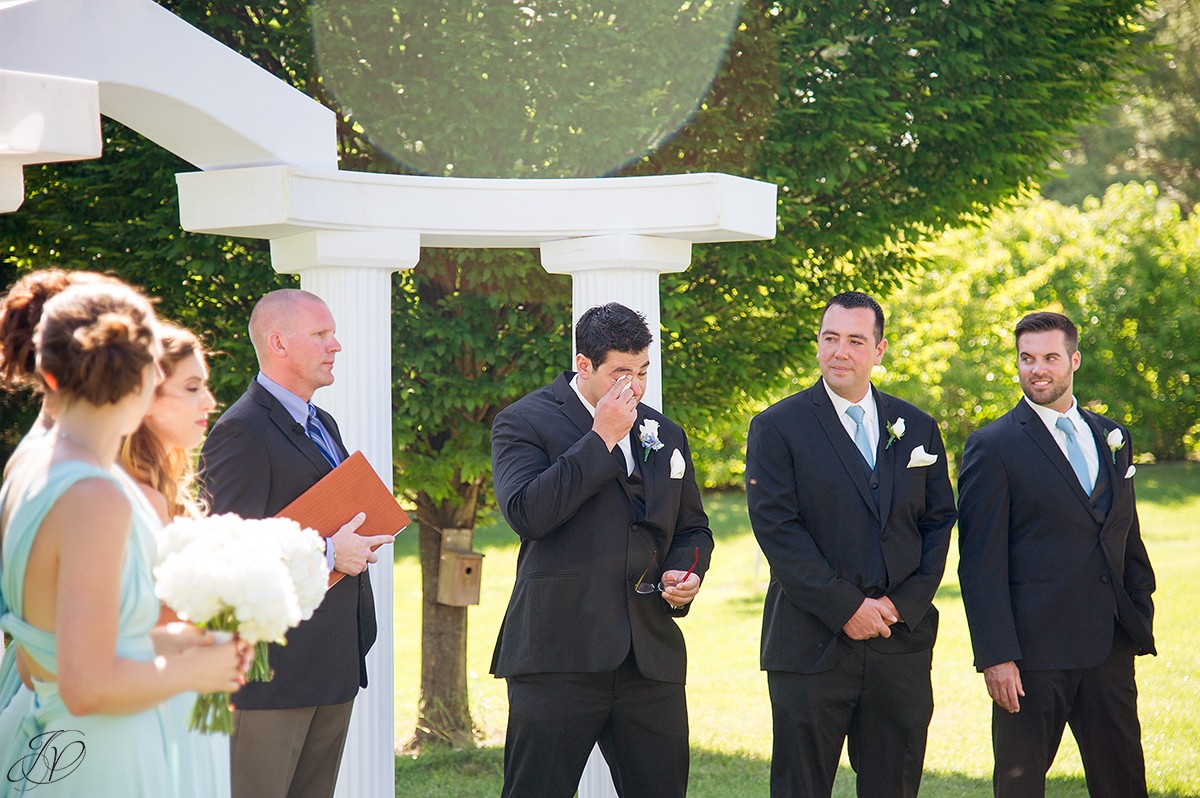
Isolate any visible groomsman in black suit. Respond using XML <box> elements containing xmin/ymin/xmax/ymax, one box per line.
<box><xmin>200</xmin><ymin>289</ymin><xmax>394</xmax><ymax>798</ymax></box>
<box><xmin>957</xmin><ymin>311</ymin><xmax>1156</xmax><ymax>798</ymax></box>
<box><xmin>490</xmin><ymin>302</ymin><xmax>714</xmax><ymax>798</ymax></box>
<box><xmin>746</xmin><ymin>291</ymin><xmax>956</xmax><ymax>798</ymax></box>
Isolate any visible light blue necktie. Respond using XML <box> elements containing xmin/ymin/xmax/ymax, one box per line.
<box><xmin>1055</xmin><ymin>416</ymin><xmax>1092</xmax><ymax>495</ymax></box>
<box><xmin>846</xmin><ymin>405</ymin><xmax>875</xmax><ymax>469</ymax></box>
<box><xmin>306</xmin><ymin>405</ymin><xmax>340</xmax><ymax>468</ymax></box>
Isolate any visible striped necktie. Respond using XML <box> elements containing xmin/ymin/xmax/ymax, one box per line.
<box><xmin>306</xmin><ymin>405</ymin><xmax>339</xmax><ymax>468</ymax></box>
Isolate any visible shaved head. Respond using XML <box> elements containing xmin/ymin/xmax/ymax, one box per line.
<box><xmin>249</xmin><ymin>289</ymin><xmax>340</xmax><ymax>400</ymax></box>
<box><xmin>249</xmin><ymin>289</ymin><xmax>324</xmax><ymax>363</ymax></box>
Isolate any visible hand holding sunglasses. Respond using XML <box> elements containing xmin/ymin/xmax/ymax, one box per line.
<box><xmin>634</xmin><ymin>547</ymin><xmax>700</xmax><ymax>609</ymax></box>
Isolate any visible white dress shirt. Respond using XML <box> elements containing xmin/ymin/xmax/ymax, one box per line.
<box><xmin>571</xmin><ymin>375</ymin><xmax>634</xmax><ymax>476</ymax></box>
<box><xmin>1024</xmin><ymin>395</ymin><xmax>1100</xmax><ymax>490</ymax></box>
<box><xmin>823</xmin><ymin>380</ymin><xmax>880</xmax><ymax>454</ymax></box>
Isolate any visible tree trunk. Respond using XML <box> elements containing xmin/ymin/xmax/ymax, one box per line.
<box><xmin>411</xmin><ymin>489</ymin><xmax>480</xmax><ymax>749</ymax></box>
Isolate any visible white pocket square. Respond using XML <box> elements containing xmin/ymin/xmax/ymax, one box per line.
<box><xmin>1125</xmin><ymin>465</ymin><xmax>1136</xmax><ymax>478</ymax></box>
<box><xmin>906</xmin><ymin>445</ymin><xmax>938</xmax><ymax>468</ymax></box>
<box><xmin>669</xmin><ymin>448</ymin><xmax>686</xmax><ymax>479</ymax></box>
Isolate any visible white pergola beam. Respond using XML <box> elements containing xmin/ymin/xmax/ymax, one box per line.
<box><xmin>176</xmin><ymin>166</ymin><xmax>778</xmax><ymax>246</ymax></box>
<box><xmin>0</xmin><ymin>69</ymin><xmax>101</xmax><ymax>212</ymax></box>
<box><xmin>0</xmin><ymin>0</ymin><xmax>336</xmax><ymax>170</ymax></box>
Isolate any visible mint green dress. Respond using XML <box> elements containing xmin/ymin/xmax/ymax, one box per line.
<box><xmin>0</xmin><ymin>461</ymin><xmax>171</xmax><ymax>796</ymax></box>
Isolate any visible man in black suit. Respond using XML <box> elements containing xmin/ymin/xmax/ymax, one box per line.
<box><xmin>746</xmin><ymin>291</ymin><xmax>956</xmax><ymax>798</ymax></box>
<box><xmin>490</xmin><ymin>302</ymin><xmax>714</xmax><ymax>798</ymax></box>
<box><xmin>200</xmin><ymin>289</ymin><xmax>394</xmax><ymax>798</ymax></box>
<box><xmin>957</xmin><ymin>311</ymin><xmax>1156</xmax><ymax>798</ymax></box>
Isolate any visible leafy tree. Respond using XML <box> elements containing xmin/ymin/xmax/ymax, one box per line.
<box><xmin>884</xmin><ymin>184</ymin><xmax>1200</xmax><ymax>465</ymax></box>
<box><xmin>1044</xmin><ymin>0</ymin><xmax>1200</xmax><ymax>213</ymax></box>
<box><xmin>1</xmin><ymin>0</ymin><xmax>1152</xmax><ymax>746</ymax></box>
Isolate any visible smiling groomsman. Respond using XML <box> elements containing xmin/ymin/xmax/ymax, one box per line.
<box><xmin>957</xmin><ymin>311</ymin><xmax>1156</xmax><ymax>798</ymax></box>
<box><xmin>490</xmin><ymin>302</ymin><xmax>714</xmax><ymax>798</ymax></box>
<box><xmin>746</xmin><ymin>291</ymin><xmax>956</xmax><ymax>798</ymax></box>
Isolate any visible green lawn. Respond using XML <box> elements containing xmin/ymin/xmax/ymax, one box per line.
<box><xmin>392</xmin><ymin>461</ymin><xmax>1200</xmax><ymax>797</ymax></box>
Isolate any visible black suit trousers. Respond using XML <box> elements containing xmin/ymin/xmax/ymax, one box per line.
<box><xmin>992</xmin><ymin>629</ymin><xmax>1147</xmax><ymax>798</ymax></box>
<box><xmin>501</xmin><ymin>653</ymin><xmax>689</xmax><ymax>798</ymax></box>
<box><xmin>767</xmin><ymin>640</ymin><xmax>933</xmax><ymax>798</ymax></box>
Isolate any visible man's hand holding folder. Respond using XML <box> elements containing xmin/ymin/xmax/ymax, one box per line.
<box><xmin>276</xmin><ymin>451</ymin><xmax>412</xmax><ymax>587</ymax></box>
<box><xmin>329</xmin><ymin>511</ymin><xmax>394</xmax><ymax>576</ymax></box>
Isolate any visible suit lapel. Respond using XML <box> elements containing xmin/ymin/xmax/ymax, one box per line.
<box><xmin>551</xmin><ymin>372</ymin><xmax>594</xmax><ymax>439</ymax></box>
<box><xmin>251</xmin><ymin>381</ymin><xmax>336</xmax><ymax>476</ymax></box>
<box><xmin>874</xmin><ymin>388</ymin><xmax>896</xmax><ymax>526</ymax></box>
<box><xmin>811</xmin><ymin>383</ymin><xmax>879</xmax><ymax>519</ymax></box>
<box><xmin>1015</xmin><ymin>401</ymin><xmax>1101</xmax><ymax>521</ymax></box>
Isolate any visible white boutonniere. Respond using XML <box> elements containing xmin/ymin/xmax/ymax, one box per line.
<box><xmin>1107</xmin><ymin>428</ymin><xmax>1125</xmax><ymax>464</ymax></box>
<box><xmin>885</xmin><ymin>417</ymin><xmax>906</xmax><ymax>449</ymax></box>
<box><xmin>638</xmin><ymin>419</ymin><xmax>665</xmax><ymax>461</ymax></box>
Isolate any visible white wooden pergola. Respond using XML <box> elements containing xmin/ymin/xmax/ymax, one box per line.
<box><xmin>0</xmin><ymin>1</ymin><xmax>777</xmax><ymax>795</ymax></box>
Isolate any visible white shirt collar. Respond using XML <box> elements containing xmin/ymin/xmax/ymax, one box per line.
<box><xmin>822</xmin><ymin>379</ymin><xmax>879</xmax><ymax>449</ymax></box>
<box><xmin>256</xmin><ymin>372</ymin><xmax>309</xmax><ymax>426</ymax></box>
<box><xmin>1024</xmin><ymin>394</ymin><xmax>1085</xmax><ymax>433</ymax></box>
<box><xmin>823</xmin><ymin>380</ymin><xmax>878</xmax><ymax>424</ymax></box>
<box><xmin>569</xmin><ymin>374</ymin><xmax>597</xmax><ymax>418</ymax></box>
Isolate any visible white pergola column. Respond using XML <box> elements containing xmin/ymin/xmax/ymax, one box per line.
<box><xmin>542</xmin><ymin>235</ymin><xmax>692</xmax><ymax>413</ymax></box>
<box><xmin>268</xmin><ymin>230</ymin><xmax>421</xmax><ymax>798</ymax></box>
<box><xmin>542</xmin><ymin>234</ymin><xmax>692</xmax><ymax>798</ymax></box>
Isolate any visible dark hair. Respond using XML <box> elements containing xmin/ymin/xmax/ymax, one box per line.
<box><xmin>35</xmin><ymin>283</ymin><xmax>158</xmax><ymax>405</ymax></box>
<box><xmin>574</xmin><ymin>303</ymin><xmax>653</xmax><ymax>367</ymax></box>
<box><xmin>122</xmin><ymin>324</ymin><xmax>207</xmax><ymax>519</ymax></box>
<box><xmin>1015</xmin><ymin>311</ymin><xmax>1079</xmax><ymax>354</ymax></box>
<box><xmin>822</xmin><ymin>291</ymin><xmax>885</xmax><ymax>343</ymax></box>
<box><xmin>0</xmin><ymin>270</ymin><xmax>112</xmax><ymax>390</ymax></box>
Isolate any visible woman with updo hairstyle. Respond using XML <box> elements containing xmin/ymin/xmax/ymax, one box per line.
<box><xmin>0</xmin><ymin>269</ymin><xmax>111</xmax><ymax>475</ymax></box>
<box><xmin>121</xmin><ymin>323</ymin><xmax>229</xmax><ymax>798</ymax></box>
<box><xmin>0</xmin><ymin>282</ymin><xmax>248</xmax><ymax>798</ymax></box>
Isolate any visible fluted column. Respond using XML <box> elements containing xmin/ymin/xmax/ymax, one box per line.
<box><xmin>541</xmin><ymin>234</ymin><xmax>692</xmax><ymax>412</ymax></box>
<box><xmin>541</xmin><ymin>234</ymin><xmax>691</xmax><ymax>796</ymax></box>
<box><xmin>269</xmin><ymin>229</ymin><xmax>420</xmax><ymax>798</ymax></box>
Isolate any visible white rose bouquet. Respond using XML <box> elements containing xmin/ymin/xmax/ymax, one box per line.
<box><xmin>155</xmin><ymin>514</ymin><xmax>328</xmax><ymax>733</ymax></box>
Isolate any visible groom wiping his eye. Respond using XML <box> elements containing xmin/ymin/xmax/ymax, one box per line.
<box><xmin>489</xmin><ymin>302</ymin><xmax>714</xmax><ymax>798</ymax></box>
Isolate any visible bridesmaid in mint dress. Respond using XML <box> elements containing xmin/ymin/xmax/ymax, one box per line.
<box><xmin>0</xmin><ymin>282</ymin><xmax>245</xmax><ymax>797</ymax></box>
<box><xmin>122</xmin><ymin>323</ymin><xmax>230</xmax><ymax>798</ymax></box>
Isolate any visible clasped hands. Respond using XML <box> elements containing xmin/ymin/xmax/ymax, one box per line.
<box><xmin>842</xmin><ymin>596</ymin><xmax>902</xmax><ymax>640</ymax></box>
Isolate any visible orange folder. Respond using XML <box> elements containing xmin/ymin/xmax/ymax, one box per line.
<box><xmin>276</xmin><ymin>450</ymin><xmax>411</xmax><ymax>587</ymax></box>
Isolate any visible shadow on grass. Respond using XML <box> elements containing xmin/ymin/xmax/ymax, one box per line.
<box><xmin>394</xmin><ymin>746</ymin><xmax>1196</xmax><ymax>797</ymax></box>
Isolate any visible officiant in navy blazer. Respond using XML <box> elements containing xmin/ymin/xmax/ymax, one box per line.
<box><xmin>746</xmin><ymin>291</ymin><xmax>956</xmax><ymax>798</ymax></box>
<box><xmin>957</xmin><ymin>311</ymin><xmax>1156</xmax><ymax>798</ymax></box>
<box><xmin>199</xmin><ymin>289</ymin><xmax>394</xmax><ymax>798</ymax></box>
<box><xmin>490</xmin><ymin>303</ymin><xmax>714</xmax><ymax>798</ymax></box>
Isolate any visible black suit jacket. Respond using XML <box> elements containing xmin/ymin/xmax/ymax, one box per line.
<box><xmin>198</xmin><ymin>379</ymin><xmax>377</xmax><ymax>709</ymax></box>
<box><xmin>489</xmin><ymin>371</ymin><xmax>714</xmax><ymax>684</ymax></box>
<box><xmin>957</xmin><ymin>400</ymin><xmax>1156</xmax><ymax>672</ymax></box>
<box><xmin>746</xmin><ymin>380</ymin><xmax>957</xmax><ymax>674</ymax></box>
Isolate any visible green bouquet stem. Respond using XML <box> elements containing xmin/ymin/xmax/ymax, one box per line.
<box><xmin>247</xmin><ymin>640</ymin><xmax>273</xmax><ymax>682</ymax></box>
<box><xmin>190</xmin><ymin>607</ymin><xmax>240</xmax><ymax>734</ymax></box>
<box><xmin>189</xmin><ymin>691</ymin><xmax>233</xmax><ymax>735</ymax></box>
